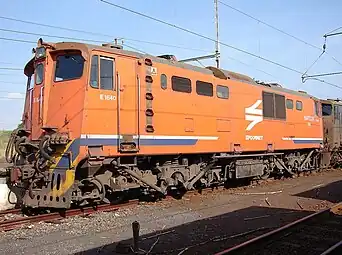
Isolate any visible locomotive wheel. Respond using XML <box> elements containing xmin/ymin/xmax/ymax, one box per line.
<box><xmin>104</xmin><ymin>186</ymin><xmax>126</xmax><ymax>205</ymax></box>
<box><xmin>259</xmin><ymin>166</ymin><xmax>271</xmax><ymax>180</ymax></box>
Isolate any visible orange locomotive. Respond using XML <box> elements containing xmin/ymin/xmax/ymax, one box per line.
<box><xmin>5</xmin><ymin>39</ymin><xmax>324</xmax><ymax>209</ymax></box>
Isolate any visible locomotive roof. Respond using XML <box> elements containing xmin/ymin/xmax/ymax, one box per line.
<box><xmin>41</xmin><ymin>41</ymin><xmax>318</xmax><ymax>100</ymax></box>
<box><xmin>321</xmin><ymin>98</ymin><xmax>342</xmax><ymax>105</ymax></box>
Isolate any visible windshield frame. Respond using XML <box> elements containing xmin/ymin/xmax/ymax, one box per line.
<box><xmin>53</xmin><ymin>52</ymin><xmax>85</xmax><ymax>83</ymax></box>
<box><xmin>35</xmin><ymin>63</ymin><xmax>44</xmax><ymax>86</ymax></box>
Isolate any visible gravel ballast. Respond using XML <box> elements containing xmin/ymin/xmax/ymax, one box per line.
<box><xmin>0</xmin><ymin>169</ymin><xmax>341</xmax><ymax>255</ymax></box>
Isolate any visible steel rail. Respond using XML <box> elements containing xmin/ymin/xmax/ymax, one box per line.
<box><xmin>0</xmin><ymin>200</ymin><xmax>139</xmax><ymax>231</ymax></box>
<box><xmin>214</xmin><ymin>202</ymin><xmax>342</xmax><ymax>255</ymax></box>
<box><xmin>0</xmin><ymin>208</ymin><xmax>21</xmax><ymax>216</ymax></box>
<box><xmin>320</xmin><ymin>240</ymin><xmax>342</xmax><ymax>255</ymax></box>
<box><xmin>0</xmin><ymin>168</ymin><xmax>333</xmax><ymax>218</ymax></box>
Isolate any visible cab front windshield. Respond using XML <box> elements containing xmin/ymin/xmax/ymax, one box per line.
<box><xmin>54</xmin><ymin>53</ymin><xmax>84</xmax><ymax>82</ymax></box>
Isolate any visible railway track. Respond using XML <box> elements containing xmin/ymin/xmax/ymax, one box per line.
<box><xmin>0</xmin><ymin>168</ymin><xmax>337</xmax><ymax>233</ymax></box>
<box><xmin>0</xmin><ymin>208</ymin><xmax>21</xmax><ymax>216</ymax></box>
<box><xmin>215</xmin><ymin>202</ymin><xmax>342</xmax><ymax>255</ymax></box>
<box><xmin>0</xmin><ymin>200</ymin><xmax>139</xmax><ymax>232</ymax></box>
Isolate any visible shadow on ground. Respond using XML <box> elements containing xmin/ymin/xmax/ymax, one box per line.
<box><xmin>293</xmin><ymin>179</ymin><xmax>342</xmax><ymax>203</ymax></box>
<box><xmin>73</xmin><ymin>206</ymin><xmax>313</xmax><ymax>255</ymax></box>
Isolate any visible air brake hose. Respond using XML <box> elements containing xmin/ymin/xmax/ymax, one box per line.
<box><xmin>7</xmin><ymin>189</ymin><xmax>17</xmax><ymax>205</ymax></box>
<box><xmin>14</xmin><ymin>136</ymin><xmax>26</xmax><ymax>155</ymax></box>
<box><xmin>39</xmin><ymin>135</ymin><xmax>54</xmax><ymax>162</ymax></box>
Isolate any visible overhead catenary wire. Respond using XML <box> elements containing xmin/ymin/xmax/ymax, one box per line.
<box><xmin>0</xmin><ymin>10</ymin><xmax>340</xmax><ymax>90</ymax></box>
<box><xmin>226</xmin><ymin>56</ymin><xmax>277</xmax><ymax>79</ymax></box>
<box><xmin>218</xmin><ymin>0</ymin><xmax>342</xmax><ymax>68</ymax></box>
<box><xmin>0</xmin><ymin>33</ymin><xmax>278</xmax><ymax>80</ymax></box>
<box><xmin>98</xmin><ymin>0</ymin><xmax>342</xmax><ymax>90</ymax></box>
<box><xmin>218</xmin><ymin>0</ymin><xmax>320</xmax><ymax>50</ymax></box>
<box><xmin>0</xmin><ymin>34</ymin><xmax>148</xmax><ymax>55</ymax></box>
<box><xmin>1</xmin><ymin>35</ymin><xmax>340</xmax><ymax>90</ymax></box>
<box><xmin>0</xmin><ymin>15</ymin><xmax>113</xmax><ymax>38</ymax></box>
<box><xmin>0</xmin><ymin>28</ymin><xmax>109</xmax><ymax>44</ymax></box>
<box><xmin>0</xmin><ymin>14</ymin><xmax>312</xmax><ymax>80</ymax></box>
<box><xmin>304</xmin><ymin>78</ymin><xmax>342</xmax><ymax>91</ymax></box>
<box><xmin>1</xmin><ymin>33</ymin><xmax>341</xmax><ymax>91</ymax></box>
<box><xmin>0</xmin><ymin>80</ymin><xmax>23</xmax><ymax>85</ymax></box>
<box><xmin>0</xmin><ymin>37</ymin><xmax>36</xmax><ymax>44</ymax></box>
<box><xmin>302</xmin><ymin>51</ymin><xmax>325</xmax><ymax>78</ymax></box>
<box><xmin>0</xmin><ymin>90</ymin><xmax>25</xmax><ymax>94</ymax></box>
<box><xmin>0</xmin><ymin>61</ymin><xmax>18</xmax><ymax>65</ymax></box>
<box><xmin>0</xmin><ymin>73</ymin><xmax>21</xmax><ymax>76</ymax></box>
<box><xmin>0</xmin><ymin>27</ymin><xmax>148</xmax><ymax>54</ymax></box>
<box><xmin>0</xmin><ymin>31</ymin><xmax>280</xmax><ymax>82</ymax></box>
<box><xmin>0</xmin><ymin>96</ymin><xmax>24</xmax><ymax>100</ymax></box>
<box><xmin>98</xmin><ymin>0</ymin><xmax>302</xmax><ymax>74</ymax></box>
<box><xmin>0</xmin><ymin>67</ymin><xmax>22</xmax><ymax>70</ymax></box>
<box><xmin>0</xmin><ymin>16</ymin><xmax>210</xmax><ymax>53</ymax></box>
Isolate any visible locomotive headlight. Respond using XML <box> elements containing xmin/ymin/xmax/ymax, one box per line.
<box><xmin>35</xmin><ymin>47</ymin><xmax>46</xmax><ymax>59</ymax></box>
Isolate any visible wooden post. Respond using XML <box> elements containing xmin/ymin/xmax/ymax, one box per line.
<box><xmin>132</xmin><ymin>221</ymin><xmax>140</xmax><ymax>253</ymax></box>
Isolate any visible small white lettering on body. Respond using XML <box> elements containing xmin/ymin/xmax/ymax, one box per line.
<box><xmin>100</xmin><ymin>94</ymin><xmax>116</xmax><ymax>101</ymax></box>
<box><xmin>246</xmin><ymin>135</ymin><xmax>263</xmax><ymax>141</ymax></box>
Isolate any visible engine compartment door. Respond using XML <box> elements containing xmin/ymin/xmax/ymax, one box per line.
<box><xmin>116</xmin><ymin>57</ymin><xmax>140</xmax><ymax>153</ymax></box>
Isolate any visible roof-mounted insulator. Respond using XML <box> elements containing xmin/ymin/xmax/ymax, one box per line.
<box><xmin>102</xmin><ymin>43</ymin><xmax>123</xmax><ymax>50</ymax></box>
<box><xmin>157</xmin><ymin>55</ymin><xmax>177</xmax><ymax>61</ymax></box>
<box><xmin>298</xmin><ymin>90</ymin><xmax>307</xmax><ymax>94</ymax></box>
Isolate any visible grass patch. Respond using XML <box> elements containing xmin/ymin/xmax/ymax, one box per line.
<box><xmin>0</xmin><ymin>130</ymin><xmax>11</xmax><ymax>162</ymax></box>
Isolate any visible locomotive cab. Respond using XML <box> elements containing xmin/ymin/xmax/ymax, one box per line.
<box><xmin>321</xmin><ymin>99</ymin><xmax>342</xmax><ymax>167</ymax></box>
<box><xmin>5</xmin><ymin>39</ymin><xmax>89</xmax><ymax>208</ymax></box>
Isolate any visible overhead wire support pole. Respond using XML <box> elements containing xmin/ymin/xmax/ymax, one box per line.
<box><xmin>214</xmin><ymin>0</ymin><xmax>220</xmax><ymax>68</ymax></box>
<box><xmin>98</xmin><ymin>0</ymin><xmax>301</xmax><ymax>74</ymax></box>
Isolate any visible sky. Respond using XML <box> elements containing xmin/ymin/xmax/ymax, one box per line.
<box><xmin>0</xmin><ymin>0</ymin><xmax>341</xmax><ymax>130</ymax></box>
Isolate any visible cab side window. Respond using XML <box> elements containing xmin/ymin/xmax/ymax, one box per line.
<box><xmin>286</xmin><ymin>99</ymin><xmax>293</xmax><ymax>109</ymax></box>
<box><xmin>90</xmin><ymin>55</ymin><xmax>99</xmax><ymax>88</ymax></box>
<box><xmin>216</xmin><ymin>85</ymin><xmax>229</xmax><ymax>99</ymax></box>
<box><xmin>296</xmin><ymin>100</ymin><xmax>303</xmax><ymax>111</ymax></box>
<box><xmin>322</xmin><ymin>103</ymin><xmax>332</xmax><ymax>116</ymax></box>
<box><xmin>161</xmin><ymin>74</ymin><xmax>167</xmax><ymax>90</ymax></box>
<box><xmin>35</xmin><ymin>63</ymin><xmax>44</xmax><ymax>85</ymax></box>
<box><xmin>89</xmin><ymin>55</ymin><xmax>115</xmax><ymax>90</ymax></box>
<box><xmin>100</xmin><ymin>57</ymin><xmax>114</xmax><ymax>90</ymax></box>
<box><xmin>262</xmin><ymin>91</ymin><xmax>286</xmax><ymax>120</ymax></box>
<box><xmin>334</xmin><ymin>105</ymin><xmax>342</xmax><ymax>124</ymax></box>
<box><xmin>314</xmin><ymin>101</ymin><xmax>321</xmax><ymax>117</ymax></box>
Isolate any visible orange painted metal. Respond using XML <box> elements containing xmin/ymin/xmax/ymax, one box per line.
<box><xmin>21</xmin><ymin>41</ymin><xmax>323</xmax><ymax>166</ymax></box>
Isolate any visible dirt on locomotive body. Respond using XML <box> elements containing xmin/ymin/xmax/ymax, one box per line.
<box><xmin>3</xmin><ymin>38</ymin><xmax>342</xmax><ymax>210</ymax></box>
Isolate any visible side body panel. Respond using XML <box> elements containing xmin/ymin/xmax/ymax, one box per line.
<box><xmin>80</xmin><ymin>53</ymin><xmax>323</xmax><ymax>157</ymax></box>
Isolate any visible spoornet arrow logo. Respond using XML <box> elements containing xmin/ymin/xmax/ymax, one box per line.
<box><xmin>245</xmin><ymin>100</ymin><xmax>263</xmax><ymax>131</ymax></box>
